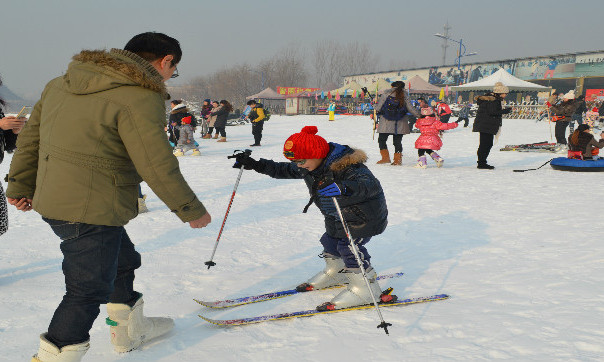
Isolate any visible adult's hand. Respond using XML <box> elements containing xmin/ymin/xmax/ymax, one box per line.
<box><xmin>0</xmin><ymin>116</ymin><xmax>26</xmax><ymax>132</ymax></box>
<box><xmin>7</xmin><ymin>197</ymin><xmax>33</xmax><ymax>212</ymax></box>
<box><xmin>189</xmin><ymin>212</ymin><xmax>211</xmax><ymax>228</ymax></box>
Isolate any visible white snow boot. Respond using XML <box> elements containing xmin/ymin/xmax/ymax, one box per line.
<box><xmin>31</xmin><ymin>333</ymin><xmax>89</xmax><ymax>362</ymax></box>
<box><xmin>318</xmin><ymin>267</ymin><xmax>383</xmax><ymax>310</ymax></box>
<box><xmin>173</xmin><ymin>149</ymin><xmax>184</xmax><ymax>157</ymax></box>
<box><xmin>138</xmin><ymin>195</ymin><xmax>148</xmax><ymax>213</ymax></box>
<box><xmin>296</xmin><ymin>253</ymin><xmax>347</xmax><ymax>292</ymax></box>
<box><xmin>191</xmin><ymin>149</ymin><xmax>201</xmax><ymax>156</ymax></box>
<box><xmin>106</xmin><ymin>296</ymin><xmax>174</xmax><ymax>353</ymax></box>
<box><xmin>430</xmin><ymin>152</ymin><xmax>444</xmax><ymax>168</ymax></box>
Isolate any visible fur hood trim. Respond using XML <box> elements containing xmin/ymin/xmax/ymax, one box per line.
<box><xmin>475</xmin><ymin>94</ymin><xmax>496</xmax><ymax>102</ymax></box>
<box><xmin>70</xmin><ymin>49</ymin><xmax>168</xmax><ymax>99</ymax></box>
<box><xmin>170</xmin><ymin>104</ymin><xmax>189</xmax><ymax>114</ymax></box>
<box><xmin>329</xmin><ymin>148</ymin><xmax>367</xmax><ymax>172</ymax></box>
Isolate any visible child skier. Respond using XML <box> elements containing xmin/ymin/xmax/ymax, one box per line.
<box><xmin>233</xmin><ymin>126</ymin><xmax>389</xmax><ymax>310</ymax></box>
<box><xmin>414</xmin><ymin>106</ymin><xmax>458</xmax><ymax>168</ymax></box>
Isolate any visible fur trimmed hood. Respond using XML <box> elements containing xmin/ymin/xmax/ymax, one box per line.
<box><xmin>475</xmin><ymin>94</ymin><xmax>497</xmax><ymax>102</ymax></box>
<box><xmin>65</xmin><ymin>49</ymin><xmax>168</xmax><ymax>99</ymax></box>
<box><xmin>170</xmin><ymin>103</ymin><xmax>189</xmax><ymax>114</ymax></box>
<box><xmin>329</xmin><ymin>148</ymin><xmax>368</xmax><ymax>172</ymax></box>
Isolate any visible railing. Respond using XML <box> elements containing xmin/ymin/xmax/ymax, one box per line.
<box><xmin>506</xmin><ymin>105</ymin><xmax>546</xmax><ymax>119</ymax></box>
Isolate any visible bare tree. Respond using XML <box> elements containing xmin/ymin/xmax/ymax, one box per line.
<box><xmin>311</xmin><ymin>40</ymin><xmax>379</xmax><ymax>89</ymax></box>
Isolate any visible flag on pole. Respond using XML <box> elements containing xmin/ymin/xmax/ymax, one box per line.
<box><xmin>445</xmin><ymin>85</ymin><xmax>449</xmax><ymax>97</ymax></box>
<box><xmin>335</xmin><ymin>91</ymin><xmax>340</xmax><ymax>101</ymax></box>
<box><xmin>321</xmin><ymin>91</ymin><xmax>325</xmax><ymax>99</ymax></box>
<box><xmin>439</xmin><ymin>87</ymin><xmax>445</xmax><ymax>100</ymax></box>
<box><xmin>344</xmin><ymin>89</ymin><xmax>348</xmax><ymax>97</ymax></box>
<box><xmin>327</xmin><ymin>91</ymin><xmax>332</xmax><ymax>99</ymax></box>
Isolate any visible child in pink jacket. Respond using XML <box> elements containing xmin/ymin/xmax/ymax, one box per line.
<box><xmin>414</xmin><ymin>106</ymin><xmax>458</xmax><ymax>168</ymax></box>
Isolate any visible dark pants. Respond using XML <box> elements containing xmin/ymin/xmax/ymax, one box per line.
<box><xmin>418</xmin><ymin>148</ymin><xmax>435</xmax><ymax>156</ymax></box>
<box><xmin>43</xmin><ymin>218</ymin><xmax>141</xmax><ymax>348</ymax></box>
<box><xmin>319</xmin><ymin>233</ymin><xmax>372</xmax><ymax>269</ymax></box>
<box><xmin>215</xmin><ymin>127</ymin><xmax>226</xmax><ymax>137</ymax></box>
<box><xmin>440</xmin><ymin>114</ymin><xmax>451</xmax><ymax>123</ymax></box>
<box><xmin>252</xmin><ymin>120</ymin><xmax>264</xmax><ymax>145</ymax></box>
<box><xmin>456</xmin><ymin>117</ymin><xmax>469</xmax><ymax>127</ymax></box>
<box><xmin>377</xmin><ymin>133</ymin><xmax>403</xmax><ymax>153</ymax></box>
<box><xmin>555</xmin><ymin>120</ymin><xmax>570</xmax><ymax>144</ymax></box>
<box><xmin>477</xmin><ymin>132</ymin><xmax>494</xmax><ymax>164</ymax></box>
<box><xmin>208</xmin><ymin>126</ymin><xmax>214</xmax><ymax>134</ymax></box>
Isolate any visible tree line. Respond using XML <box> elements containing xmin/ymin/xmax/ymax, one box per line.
<box><xmin>169</xmin><ymin>41</ymin><xmax>390</xmax><ymax>109</ymax></box>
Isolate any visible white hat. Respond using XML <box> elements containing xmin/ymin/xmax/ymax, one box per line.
<box><xmin>563</xmin><ymin>90</ymin><xmax>575</xmax><ymax>100</ymax></box>
<box><xmin>493</xmin><ymin>82</ymin><xmax>509</xmax><ymax>94</ymax></box>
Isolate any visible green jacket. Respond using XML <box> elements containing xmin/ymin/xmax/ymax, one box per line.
<box><xmin>6</xmin><ymin>49</ymin><xmax>207</xmax><ymax>226</ymax></box>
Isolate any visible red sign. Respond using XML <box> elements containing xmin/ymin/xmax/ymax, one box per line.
<box><xmin>277</xmin><ymin>87</ymin><xmax>321</xmax><ymax>95</ymax></box>
<box><xmin>585</xmin><ymin>89</ymin><xmax>604</xmax><ymax>101</ymax></box>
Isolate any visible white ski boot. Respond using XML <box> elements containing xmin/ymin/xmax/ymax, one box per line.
<box><xmin>106</xmin><ymin>296</ymin><xmax>174</xmax><ymax>353</ymax></box>
<box><xmin>173</xmin><ymin>149</ymin><xmax>184</xmax><ymax>157</ymax></box>
<box><xmin>191</xmin><ymin>149</ymin><xmax>201</xmax><ymax>156</ymax></box>
<box><xmin>31</xmin><ymin>333</ymin><xmax>89</xmax><ymax>362</ymax></box>
<box><xmin>318</xmin><ymin>267</ymin><xmax>383</xmax><ymax>310</ymax></box>
<box><xmin>296</xmin><ymin>253</ymin><xmax>347</xmax><ymax>292</ymax></box>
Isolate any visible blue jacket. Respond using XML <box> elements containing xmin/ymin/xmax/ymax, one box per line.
<box><xmin>254</xmin><ymin>143</ymin><xmax>388</xmax><ymax>239</ymax></box>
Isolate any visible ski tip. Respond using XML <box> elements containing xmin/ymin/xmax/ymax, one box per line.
<box><xmin>198</xmin><ymin>315</ymin><xmax>223</xmax><ymax>325</ymax></box>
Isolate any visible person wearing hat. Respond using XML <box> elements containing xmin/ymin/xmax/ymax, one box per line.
<box><xmin>550</xmin><ymin>90</ymin><xmax>583</xmax><ymax>150</ymax></box>
<box><xmin>327</xmin><ymin>101</ymin><xmax>336</xmax><ymax>121</ymax></box>
<box><xmin>370</xmin><ymin>80</ymin><xmax>420</xmax><ymax>165</ymax></box>
<box><xmin>568</xmin><ymin>124</ymin><xmax>604</xmax><ymax>160</ymax></box>
<box><xmin>472</xmin><ymin>81</ymin><xmax>512</xmax><ymax>169</ymax></box>
<box><xmin>232</xmin><ymin>126</ymin><xmax>389</xmax><ymax>311</ymax></box>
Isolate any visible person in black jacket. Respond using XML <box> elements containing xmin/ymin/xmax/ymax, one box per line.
<box><xmin>211</xmin><ymin>100</ymin><xmax>232</xmax><ymax>142</ymax></box>
<box><xmin>472</xmin><ymin>82</ymin><xmax>512</xmax><ymax>169</ymax></box>
<box><xmin>0</xmin><ymin>77</ymin><xmax>27</xmax><ymax>235</ymax></box>
<box><xmin>247</xmin><ymin>100</ymin><xmax>266</xmax><ymax>146</ymax></box>
<box><xmin>234</xmin><ymin>126</ymin><xmax>389</xmax><ymax>311</ymax></box>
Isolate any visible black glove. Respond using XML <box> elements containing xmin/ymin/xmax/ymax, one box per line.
<box><xmin>232</xmin><ymin>153</ymin><xmax>258</xmax><ymax>170</ymax></box>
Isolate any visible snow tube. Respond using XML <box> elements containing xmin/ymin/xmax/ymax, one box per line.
<box><xmin>550</xmin><ymin>157</ymin><xmax>604</xmax><ymax>172</ymax></box>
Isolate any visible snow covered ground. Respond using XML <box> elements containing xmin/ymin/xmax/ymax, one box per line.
<box><xmin>2</xmin><ymin>115</ymin><xmax>604</xmax><ymax>361</ymax></box>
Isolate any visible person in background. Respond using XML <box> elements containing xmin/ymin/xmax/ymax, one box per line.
<box><xmin>413</xmin><ymin>105</ymin><xmax>458</xmax><ymax>168</ymax></box>
<box><xmin>171</xmin><ymin>100</ymin><xmax>200</xmax><ymax>156</ymax></box>
<box><xmin>247</xmin><ymin>100</ymin><xmax>266</xmax><ymax>146</ymax></box>
<box><xmin>568</xmin><ymin>124</ymin><xmax>604</xmax><ymax>160</ymax></box>
<box><xmin>455</xmin><ymin>102</ymin><xmax>471</xmax><ymax>127</ymax></box>
<box><xmin>211</xmin><ymin>99</ymin><xmax>233</xmax><ymax>142</ymax></box>
<box><xmin>370</xmin><ymin>81</ymin><xmax>420</xmax><ymax>166</ymax></box>
<box><xmin>472</xmin><ymin>82</ymin><xmax>512</xmax><ymax>169</ymax></box>
<box><xmin>328</xmin><ymin>101</ymin><xmax>336</xmax><ymax>121</ymax></box>
<box><xmin>0</xmin><ymin>76</ymin><xmax>28</xmax><ymax>236</ymax></box>
<box><xmin>206</xmin><ymin>101</ymin><xmax>219</xmax><ymax>139</ymax></box>
<box><xmin>550</xmin><ymin>90</ymin><xmax>582</xmax><ymax>151</ymax></box>
<box><xmin>6</xmin><ymin>32</ymin><xmax>211</xmax><ymax>361</ymax></box>
<box><xmin>200</xmin><ymin>98</ymin><xmax>212</xmax><ymax>138</ymax></box>
<box><xmin>570</xmin><ymin>94</ymin><xmax>586</xmax><ymax>133</ymax></box>
<box><xmin>435</xmin><ymin>99</ymin><xmax>452</xmax><ymax>123</ymax></box>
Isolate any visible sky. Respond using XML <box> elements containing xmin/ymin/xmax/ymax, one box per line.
<box><xmin>1</xmin><ymin>0</ymin><xmax>603</xmax><ymax>99</ymax></box>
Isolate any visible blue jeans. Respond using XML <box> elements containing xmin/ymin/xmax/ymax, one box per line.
<box><xmin>43</xmin><ymin>218</ymin><xmax>141</xmax><ymax>347</ymax></box>
<box><xmin>319</xmin><ymin>233</ymin><xmax>372</xmax><ymax>269</ymax></box>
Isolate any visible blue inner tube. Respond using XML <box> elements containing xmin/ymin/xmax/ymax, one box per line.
<box><xmin>550</xmin><ymin>157</ymin><xmax>604</xmax><ymax>172</ymax></box>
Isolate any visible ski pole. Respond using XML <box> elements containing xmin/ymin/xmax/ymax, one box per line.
<box><xmin>513</xmin><ymin>158</ymin><xmax>554</xmax><ymax>172</ymax></box>
<box><xmin>331</xmin><ymin>196</ymin><xmax>392</xmax><ymax>335</ymax></box>
<box><xmin>205</xmin><ymin>149</ymin><xmax>252</xmax><ymax>269</ymax></box>
<box><xmin>362</xmin><ymin>87</ymin><xmax>378</xmax><ymax>140</ymax></box>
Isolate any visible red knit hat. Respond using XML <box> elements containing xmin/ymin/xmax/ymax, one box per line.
<box><xmin>283</xmin><ymin>126</ymin><xmax>330</xmax><ymax>160</ymax></box>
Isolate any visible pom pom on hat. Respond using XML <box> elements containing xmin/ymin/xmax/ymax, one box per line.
<box><xmin>283</xmin><ymin>126</ymin><xmax>330</xmax><ymax>160</ymax></box>
<box><xmin>493</xmin><ymin>82</ymin><xmax>509</xmax><ymax>94</ymax></box>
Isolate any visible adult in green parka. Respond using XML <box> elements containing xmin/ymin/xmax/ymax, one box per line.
<box><xmin>6</xmin><ymin>32</ymin><xmax>212</xmax><ymax>361</ymax></box>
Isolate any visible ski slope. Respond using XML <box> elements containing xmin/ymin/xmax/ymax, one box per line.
<box><xmin>1</xmin><ymin>115</ymin><xmax>603</xmax><ymax>361</ymax></box>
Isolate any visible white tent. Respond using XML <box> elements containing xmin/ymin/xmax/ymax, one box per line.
<box><xmin>450</xmin><ymin>69</ymin><xmax>551</xmax><ymax>92</ymax></box>
<box><xmin>246</xmin><ymin>87</ymin><xmax>285</xmax><ymax>100</ymax></box>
